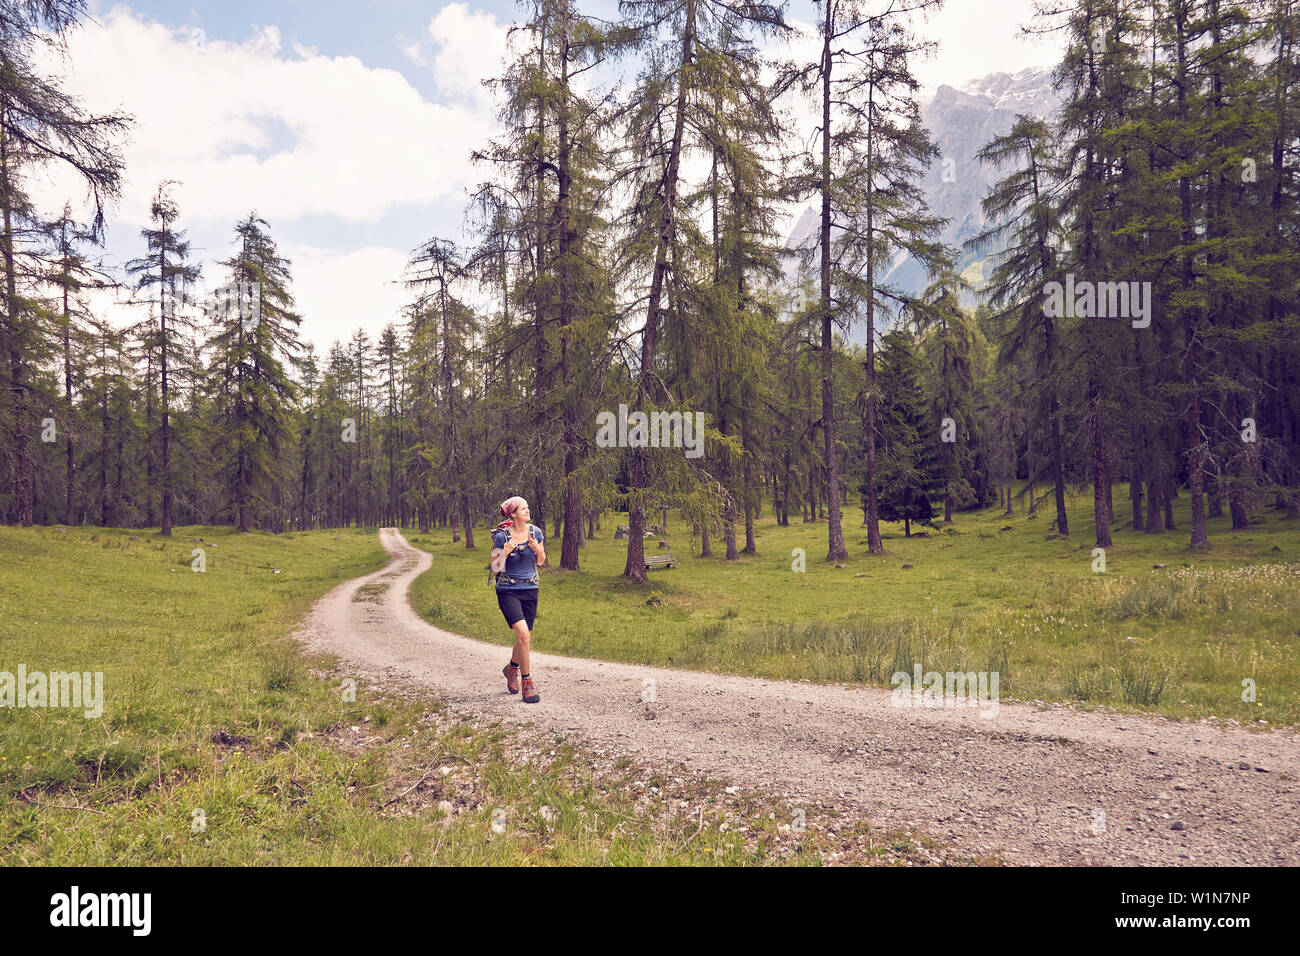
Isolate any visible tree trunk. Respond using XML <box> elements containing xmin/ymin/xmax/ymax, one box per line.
<box><xmin>1130</xmin><ymin>469</ymin><xmax>1143</xmax><ymax>531</ymax></box>
<box><xmin>461</xmin><ymin>497</ymin><xmax>475</xmax><ymax>550</ymax></box>
<box><xmin>159</xmin><ymin>236</ymin><xmax>173</xmax><ymax>536</ymax></box>
<box><xmin>819</xmin><ymin>6</ymin><xmax>849</xmax><ymax>562</ymax></box>
<box><xmin>1142</xmin><ymin>453</ymin><xmax>1161</xmax><ymax>533</ymax></box>
<box><xmin>62</xmin><ymin>252</ymin><xmax>74</xmax><ymax>526</ymax></box>
<box><xmin>1091</xmin><ymin>381</ymin><xmax>1112</xmax><ymax>547</ymax></box>
<box><xmin>99</xmin><ymin>376</ymin><xmax>110</xmax><ymax>525</ymax></box>
<box><xmin>623</xmin><ymin>0</ymin><xmax>694</xmax><ymax>583</ymax></box>
<box><xmin>1176</xmin><ymin>2</ymin><xmax>1208</xmax><ymax>550</ymax></box>
<box><xmin>742</xmin><ymin>455</ymin><xmax>756</xmax><ymax>554</ymax></box>
<box><xmin>1028</xmin><ymin>130</ymin><xmax>1069</xmax><ymax>538</ymax></box>
<box><xmin>237</xmin><ymin>445</ymin><xmax>250</xmax><ymax>532</ymax></box>
<box><xmin>1</xmin><ymin>112</ymin><xmax>33</xmax><ymax>527</ymax></box>
<box><xmin>557</xmin><ymin>9</ymin><xmax>581</xmax><ymax>572</ymax></box>
<box><xmin>724</xmin><ymin>500</ymin><xmax>738</xmax><ymax>561</ymax></box>
<box><xmin>145</xmin><ymin>346</ymin><xmax>155</xmax><ymax>528</ymax></box>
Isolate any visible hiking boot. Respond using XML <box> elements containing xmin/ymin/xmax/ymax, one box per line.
<box><xmin>521</xmin><ymin>676</ymin><xmax>540</xmax><ymax>704</ymax></box>
<box><xmin>503</xmin><ymin>663</ymin><xmax>520</xmax><ymax>694</ymax></box>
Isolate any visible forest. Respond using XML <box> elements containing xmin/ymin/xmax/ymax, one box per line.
<box><xmin>2</xmin><ymin>0</ymin><xmax>1298</xmax><ymax>585</ymax></box>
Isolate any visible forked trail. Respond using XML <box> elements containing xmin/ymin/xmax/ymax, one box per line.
<box><xmin>301</xmin><ymin>528</ymin><xmax>1299</xmax><ymax>865</ymax></box>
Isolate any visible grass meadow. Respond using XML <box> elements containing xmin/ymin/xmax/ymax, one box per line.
<box><xmin>409</xmin><ymin>485</ymin><xmax>1300</xmax><ymax>727</ymax></box>
<box><xmin>3</xmin><ymin>483</ymin><xmax>1294</xmax><ymax>866</ymax></box>
<box><xmin>0</xmin><ymin>524</ymin><xmax>914</xmax><ymax>865</ymax></box>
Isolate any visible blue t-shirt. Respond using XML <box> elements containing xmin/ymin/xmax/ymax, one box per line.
<box><xmin>492</xmin><ymin>524</ymin><xmax>543</xmax><ymax>590</ymax></box>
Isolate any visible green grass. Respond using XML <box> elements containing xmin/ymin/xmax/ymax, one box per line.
<box><xmin>408</xmin><ymin>485</ymin><xmax>1300</xmax><ymax>726</ymax></box>
<box><xmin>0</xmin><ymin>524</ymin><xmax>928</xmax><ymax>866</ymax></box>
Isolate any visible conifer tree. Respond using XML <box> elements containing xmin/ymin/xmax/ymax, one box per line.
<box><xmin>0</xmin><ymin>0</ymin><xmax>127</xmax><ymax>525</ymax></box>
<box><xmin>125</xmin><ymin>182</ymin><xmax>200</xmax><ymax>535</ymax></box>
<box><xmin>969</xmin><ymin>114</ymin><xmax>1073</xmax><ymax>536</ymax></box>
<box><xmin>616</xmin><ymin>0</ymin><xmax>786</xmax><ymax>580</ymax></box>
<box><xmin>207</xmin><ymin>214</ymin><xmax>303</xmax><ymax>532</ymax></box>
<box><xmin>45</xmin><ymin>204</ymin><xmax>108</xmax><ymax>525</ymax></box>
<box><xmin>784</xmin><ymin>0</ymin><xmax>947</xmax><ymax>560</ymax></box>
<box><xmin>873</xmin><ymin>328</ymin><xmax>939</xmax><ymax>536</ymax></box>
<box><xmin>910</xmin><ymin>270</ymin><xmax>977</xmax><ymax>522</ymax></box>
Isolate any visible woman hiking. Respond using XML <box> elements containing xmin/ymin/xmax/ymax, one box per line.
<box><xmin>490</xmin><ymin>495</ymin><xmax>546</xmax><ymax>703</ymax></box>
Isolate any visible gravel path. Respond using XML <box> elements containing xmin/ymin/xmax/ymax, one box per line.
<box><xmin>300</xmin><ymin>528</ymin><xmax>1299</xmax><ymax>865</ymax></box>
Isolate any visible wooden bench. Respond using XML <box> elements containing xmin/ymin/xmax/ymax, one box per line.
<box><xmin>644</xmin><ymin>554</ymin><xmax>676</xmax><ymax>571</ymax></box>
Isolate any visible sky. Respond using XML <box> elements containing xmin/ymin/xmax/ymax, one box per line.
<box><xmin>33</xmin><ymin>0</ymin><xmax>1060</xmax><ymax>353</ymax></box>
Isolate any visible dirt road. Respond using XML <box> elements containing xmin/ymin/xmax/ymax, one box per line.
<box><xmin>300</xmin><ymin>528</ymin><xmax>1299</xmax><ymax>865</ymax></box>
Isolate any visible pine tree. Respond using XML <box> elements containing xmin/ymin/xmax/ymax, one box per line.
<box><xmin>125</xmin><ymin>182</ymin><xmax>200</xmax><ymax>535</ymax></box>
<box><xmin>969</xmin><ymin>114</ymin><xmax>1073</xmax><ymax>536</ymax></box>
<box><xmin>45</xmin><ymin>204</ymin><xmax>108</xmax><ymax>525</ymax></box>
<box><xmin>910</xmin><ymin>270</ymin><xmax>978</xmax><ymax>522</ymax></box>
<box><xmin>207</xmin><ymin>214</ymin><xmax>303</xmax><ymax>532</ymax></box>
<box><xmin>405</xmin><ymin>238</ymin><xmax>478</xmax><ymax>548</ymax></box>
<box><xmin>0</xmin><ymin>0</ymin><xmax>127</xmax><ymax>525</ymax></box>
<box><xmin>1054</xmin><ymin>0</ymin><xmax>1153</xmax><ymax>548</ymax></box>
<box><xmin>375</xmin><ymin>324</ymin><xmax>404</xmax><ymax>527</ymax></box>
<box><xmin>615</xmin><ymin>0</ymin><xmax>786</xmax><ymax>580</ymax></box>
<box><xmin>873</xmin><ymin>328</ymin><xmax>939</xmax><ymax>536</ymax></box>
<box><xmin>783</xmin><ymin>0</ymin><xmax>948</xmax><ymax>560</ymax></box>
<box><xmin>691</xmin><ymin>12</ymin><xmax>785</xmax><ymax>561</ymax></box>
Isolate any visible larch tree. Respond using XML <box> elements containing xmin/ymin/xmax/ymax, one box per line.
<box><xmin>616</xmin><ymin>0</ymin><xmax>786</xmax><ymax>580</ymax></box>
<box><xmin>125</xmin><ymin>181</ymin><xmax>200</xmax><ymax>536</ymax></box>
<box><xmin>0</xmin><ymin>0</ymin><xmax>127</xmax><ymax>525</ymax></box>
<box><xmin>45</xmin><ymin>203</ymin><xmax>109</xmax><ymax>525</ymax></box>
<box><xmin>783</xmin><ymin>0</ymin><xmax>948</xmax><ymax>560</ymax></box>
<box><xmin>969</xmin><ymin>114</ymin><xmax>1072</xmax><ymax>536</ymax></box>
<box><xmin>207</xmin><ymin>213</ymin><xmax>303</xmax><ymax>532</ymax></box>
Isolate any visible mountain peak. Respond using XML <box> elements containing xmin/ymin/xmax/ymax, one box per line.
<box><xmin>955</xmin><ymin>66</ymin><xmax>1056</xmax><ymax>113</ymax></box>
<box><xmin>782</xmin><ymin>63</ymin><xmax>1061</xmax><ymax>340</ymax></box>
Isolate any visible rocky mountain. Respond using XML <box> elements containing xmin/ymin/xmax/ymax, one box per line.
<box><xmin>783</xmin><ymin>66</ymin><xmax>1061</xmax><ymax>343</ymax></box>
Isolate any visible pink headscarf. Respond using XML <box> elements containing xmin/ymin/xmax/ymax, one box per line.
<box><xmin>496</xmin><ymin>495</ymin><xmax>528</xmax><ymax>532</ymax></box>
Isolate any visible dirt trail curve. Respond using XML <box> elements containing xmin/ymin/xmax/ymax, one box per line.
<box><xmin>301</xmin><ymin>528</ymin><xmax>1299</xmax><ymax>865</ymax></box>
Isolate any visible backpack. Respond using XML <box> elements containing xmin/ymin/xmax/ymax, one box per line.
<box><xmin>487</xmin><ymin>523</ymin><xmax>540</xmax><ymax>587</ymax></box>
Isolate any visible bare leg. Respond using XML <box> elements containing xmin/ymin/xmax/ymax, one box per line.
<box><xmin>510</xmin><ymin>619</ymin><xmax>531</xmax><ymax>674</ymax></box>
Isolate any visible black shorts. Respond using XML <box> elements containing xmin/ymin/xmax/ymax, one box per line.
<box><xmin>497</xmin><ymin>588</ymin><xmax>538</xmax><ymax>630</ymax></box>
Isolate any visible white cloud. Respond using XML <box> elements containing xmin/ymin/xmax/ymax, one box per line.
<box><xmin>424</xmin><ymin>2</ymin><xmax>510</xmax><ymax>108</ymax></box>
<box><xmin>399</xmin><ymin>35</ymin><xmax>427</xmax><ymax>67</ymax></box>
<box><xmin>286</xmin><ymin>243</ymin><xmax>414</xmax><ymax>350</ymax></box>
<box><xmin>20</xmin><ymin>6</ymin><xmax>510</xmax><ymax>350</ymax></box>
<box><xmin>32</xmin><ymin>6</ymin><xmax>493</xmax><ymax>229</ymax></box>
<box><xmin>913</xmin><ymin>0</ymin><xmax>1057</xmax><ymax>94</ymax></box>
<box><xmin>23</xmin><ymin>2</ymin><xmax>1057</xmax><ymax>351</ymax></box>
<box><xmin>76</xmin><ymin>243</ymin><xmax>415</xmax><ymax>354</ymax></box>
